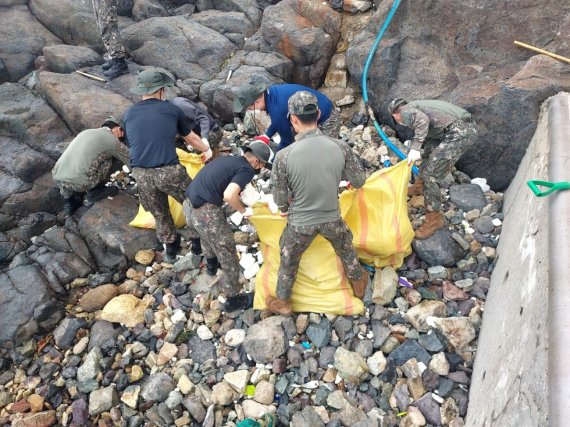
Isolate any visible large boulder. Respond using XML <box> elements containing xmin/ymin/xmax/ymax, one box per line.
<box><xmin>121</xmin><ymin>16</ymin><xmax>236</xmax><ymax>81</ymax></box>
<box><xmin>0</xmin><ymin>136</ymin><xmax>54</xmax><ymax>184</ymax></box>
<box><xmin>77</xmin><ymin>191</ymin><xmax>157</xmax><ymax>262</ymax></box>
<box><xmin>43</xmin><ymin>45</ymin><xmax>104</xmax><ymax>74</ymax></box>
<box><xmin>214</xmin><ymin>0</ymin><xmax>262</xmax><ymax>26</ymax></box>
<box><xmin>259</xmin><ymin>0</ymin><xmax>341</xmax><ymax>87</ymax></box>
<box><xmin>0</xmin><ymin>5</ymin><xmax>61</xmax><ymax>83</ymax></box>
<box><xmin>0</xmin><ymin>264</ymin><xmax>63</xmax><ymax>344</ymax></box>
<box><xmin>38</xmin><ymin>71</ymin><xmax>133</xmax><ymax>133</ymax></box>
<box><xmin>346</xmin><ymin>0</ymin><xmax>570</xmax><ymax>190</ymax></box>
<box><xmin>0</xmin><ymin>173</ymin><xmax>61</xmax><ymax>219</ymax></box>
<box><xmin>28</xmin><ymin>0</ymin><xmax>103</xmax><ymax>51</ymax></box>
<box><xmin>0</xmin><ymin>83</ymin><xmax>72</xmax><ymax>159</ymax></box>
<box><xmin>191</xmin><ymin>10</ymin><xmax>256</xmax><ymax>48</ymax></box>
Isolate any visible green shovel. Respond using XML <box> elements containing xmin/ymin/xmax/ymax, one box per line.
<box><xmin>527</xmin><ymin>180</ymin><xmax>570</xmax><ymax>197</ymax></box>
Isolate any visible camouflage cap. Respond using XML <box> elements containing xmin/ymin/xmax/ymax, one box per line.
<box><xmin>130</xmin><ymin>70</ymin><xmax>174</xmax><ymax>95</ymax></box>
<box><xmin>287</xmin><ymin>91</ymin><xmax>319</xmax><ymax>117</ymax></box>
<box><xmin>388</xmin><ymin>98</ymin><xmax>408</xmax><ymax>115</ymax></box>
<box><xmin>233</xmin><ymin>81</ymin><xmax>268</xmax><ymax>113</ymax></box>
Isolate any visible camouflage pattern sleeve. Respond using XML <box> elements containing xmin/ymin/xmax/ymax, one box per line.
<box><xmin>270</xmin><ymin>149</ymin><xmax>290</xmax><ymax>213</ymax></box>
<box><xmin>401</xmin><ymin>105</ymin><xmax>430</xmax><ymax>151</ymax></box>
<box><xmin>112</xmin><ymin>141</ymin><xmax>130</xmax><ymax>167</ymax></box>
<box><xmin>338</xmin><ymin>140</ymin><xmax>365</xmax><ymax>189</ymax></box>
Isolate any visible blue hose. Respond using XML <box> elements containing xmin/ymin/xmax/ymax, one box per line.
<box><xmin>361</xmin><ymin>0</ymin><xmax>419</xmax><ymax>176</ymax></box>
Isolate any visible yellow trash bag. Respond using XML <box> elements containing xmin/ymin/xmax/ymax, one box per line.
<box><xmin>129</xmin><ymin>149</ymin><xmax>204</xmax><ymax>229</ymax></box>
<box><xmin>252</xmin><ymin>160</ymin><xmax>414</xmax><ymax>315</ymax></box>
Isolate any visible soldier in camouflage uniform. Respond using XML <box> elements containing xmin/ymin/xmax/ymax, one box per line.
<box><xmin>268</xmin><ymin>91</ymin><xmax>369</xmax><ymax>316</ymax></box>
<box><xmin>124</xmin><ymin>70</ymin><xmax>211</xmax><ymax>262</ymax></box>
<box><xmin>52</xmin><ymin>116</ymin><xmax>128</xmax><ymax>215</ymax></box>
<box><xmin>388</xmin><ymin>98</ymin><xmax>479</xmax><ymax>239</ymax></box>
<box><xmin>184</xmin><ymin>141</ymin><xmax>272</xmax><ymax>312</ymax></box>
<box><xmin>91</xmin><ymin>0</ymin><xmax>128</xmax><ymax>79</ymax></box>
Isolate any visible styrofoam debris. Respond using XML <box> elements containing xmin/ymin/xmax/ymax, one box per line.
<box><xmin>471</xmin><ymin>177</ymin><xmax>490</xmax><ymax>192</ymax></box>
<box><xmin>239</xmin><ymin>253</ymin><xmax>256</xmax><ymax>270</ymax></box>
<box><xmin>229</xmin><ymin>211</ymin><xmax>243</xmax><ymax>226</ymax></box>
<box><xmin>243</xmin><ymin>262</ymin><xmax>260</xmax><ymax>280</ymax></box>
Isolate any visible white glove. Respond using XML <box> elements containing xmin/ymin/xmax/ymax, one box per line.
<box><xmin>202</xmin><ymin>148</ymin><xmax>213</xmax><ymax>161</ymax></box>
<box><xmin>242</xmin><ymin>207</ymin><xmax>254</xmax><ymax>217</ymax></box>
<box><xmin>201</xmin><ymin>137</ymin><xmax>210</xmax><ymax>149</ymax></box>
<box><xmin>407</xmin><ymin>149</ymin><xmax>421</xmax><ymax>165</ymax></box>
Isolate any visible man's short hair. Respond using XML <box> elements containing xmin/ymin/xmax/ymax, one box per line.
<box><xmin>294</xmin><ymin>111</ymin><xmax>319</xmax><ymax>124</ymax></box>
<box><xmin>102</xmin><ymin>116</ymin><xmax>123</xmax><ymax>129</ymax></box>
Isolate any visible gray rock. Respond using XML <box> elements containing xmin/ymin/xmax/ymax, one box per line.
<box><xmin>88</xmin><ymin>320</ymin><xmax>119</xmax><ymax>354</ymax></box>
<box><xmin>291</xmin><ymin>405</ymin><xmax>325</xmax><ymax>427</ymax></box>
<box><xmin>181</xmin><ymin>396</ymin><xmax>206</xmax><ymax>423</ymax></box>
<box><xmin>449</xmin><ymin>184</ymin><xmax>487</xmax><ymax>211</ymax></box>
<box><xmin>191</xmin><ymin>10</ymin><xmax>255</xmax><ymax>48</ymax></box>
<box><xmin>141</xmin><ymin>373</ymin><xmax>175</xmax><ymax>403</ymax></box>
<box><xmin>387</xmin><ymin>339</ymin><xmax>431</xmax><ymax>366</ymax></box>
<box><xmin>89</xmin><ymin>386</ymin><xmax>119</xmax><ymax>416</ymax></box>
<box><xmin>132</xmin><ymin>0</ymin><xmax>168</xmax><ymax>21</ymax></box>
<box><xmin>77</xmin><ymin>347</ymin><xmax>103</xmax><ymax>382</ymax></box>
<box><xmin>243</xmin><ymin>316</ymin><xmax>287</xmax><ymax>364</ymax></box>
<box><xmin>371</xmin><ymin>321</ymin><xmax>391</xmax><ymax>349</ymax></box>
<box><xmin>319</xmin><ymin>346</ymin><xmax>336</xmax><ymax>368</ymax></box>
<box><xmin>412</xmin><ymin>392</ymin><xmax>442</xmax><ymax>426</ymax></box>
<box><xmin>187</xmin><ymin>334</ymin><xmax>216</xmax><ymax>364</ymax></box>
<box><xmin>418</xmin><ymin>332</ymin><xmax>445</xmax><ymax>352</ymax></box>
<box><xmin>333</xmin><ymin>316</ymin><xmax>354</xmax><ymax>342</ymax></box>
<box><xmin>473</xmin><ymin>216</ymin><xmax>495</xmax><ymax>234</ymax></box>
<box><xmin>0</xmin><ymin>6</ymin><xmax>61</xmax><ymax>83</ymax></box>
<box><xmin>70</xmin><ymin>398</ymin><xmax>88</xmax><ymax>427</ymax></box>
<box><xmin>306</xmin><ymin>317</ymin><xmax>332</xmax><ymax>348</ymax></box>
<box><xmin>413</xmin><ymin>230</ymin><xmax>468</xmax><ymax>267</ymax></box>
<box><xmin>53</xmin><ymin>317</ymin><xmax>87</xmax><ymax>348</ymax></box>
<box><xmin>43</xmin><ymin>45</ymin><xmax>103</xmax><ymax>74</ymax></box>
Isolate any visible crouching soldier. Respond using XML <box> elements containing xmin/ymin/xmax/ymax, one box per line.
<box><xmin>183</xmin><ymin>141</ymin><xmax>271</xmax><ymax>312</ymax></box>
<box><xmin>267</xmin><ymin>91</ymin><xmax>369</xmax><ymax>316</ymax></box>
<box><xmin>52</xmin><ymin>116</ymin><xmax>128</xmax><ymax>216</ymax></box>
<box><xmin>388</xmin><ymin>98</ymin><xmax>479</xmax><ymax>239</ymax></box>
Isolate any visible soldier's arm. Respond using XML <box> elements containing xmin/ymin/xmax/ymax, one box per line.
<box><xmin>112</xmin><ymin>142</ymin><xmax>130</xmax><ymax>167</ymax></box>
<box><xmin>182</xmin><ymin>131</ymin><xmax>209</xmax><ymax>152</ymax></box>
<box><xmin>339</xmin><ymin>141</ymin><xmax>365</xmax><ymax>189</ymax></box>
<box><xmin>405</xmin><ymin>109</ymin><xmax>430</xmax><ymax>151</ymax></box>
<box><xmin>270</xmin><ymin>152</ymin><xmax>289</xmax><ymax>213</ymax></box>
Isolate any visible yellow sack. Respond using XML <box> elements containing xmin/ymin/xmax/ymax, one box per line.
<box><xmin>129</xmin><ymin>150</ymin><xmax>204</xmax><ymax>229</ymax></box>
<box><xmin>252</xmin><ymin>160</ymin><xmax>414</xmax><ymax>315</ymax></box>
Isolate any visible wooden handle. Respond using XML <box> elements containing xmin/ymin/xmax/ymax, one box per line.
<box><xmin>514</xmin><ymin>40</ymin><xmax>570</xmax><ymax>65</ymax></box>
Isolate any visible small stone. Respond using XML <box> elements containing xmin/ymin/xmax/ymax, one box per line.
<box><xmin>464</xmin><ymin>209</ymin><xmax>480</xmax><ymax>221</ymax></box>
<box><xmin>11</xmin><ymin>410</ymin><xmax>56</xmax><ymax>427</ymax></box>
<box><xmin>406</xmin><ymin>300</ymin><xmax>447</xmax><ymax>332</ymax></box>
<box><xmin>440</xmin><ymin>397</ymin><xmax>460</xmax><ymax>425</ymax></box>
<box><xmin>129</xmin><ymin>365</ymin><xmax>144</xmax><ymax>382</ymax></box>
<box><xmin>334</xmin><ymin>347</ymin><xmax>369</xmax><ymax>382</ymax></box>
<box><xmin>473</xmin><ymin>216</ymin><xmax>495</xmax><ymax>234</ymax></box>
<box><xmin>243</xmin><ymin>317</ymin><xmax>287</xmax><ymax>364</ymax></box>
<box><xmin>52</xmin><ymin>317</ymin><xmax>87</xmax><ymax>348</ymax></box>
<box><xmin>291</xmin><ymin>405</ymin><xmax>325</xmax><ymax>427</ymax></box>
<box><xmin>454</xmin><ymin>279</ymin><xmax>474</xmax><ymax>290</ymax></box>
<box><xmin>323</xmin><ymin>367</ymin><xmax>337</xmax><ymax>383</ymax></box>
<box><xmin>77</xmin><ymin>347</ymin><xmax>102</xmax><ymax>382</ymax></box>
<box><xmin>442</xmin><ymin>281</ymin><xmax>469</xmax><ymax>301</ymax></box>
<box><xmin>224</xmin><ymin>370</ymin><xmax>249</xmax><ymax>393</ymax></box>
<box><xmin>367</xmin><ymin>351</ymin><xmax>387</xmax><ymax>376</ymax></box>
<box><xmin>429</xmin><ymin>317</ymin><xmax>476</xmax><ymax>350</ymax></box>
<box><xmin>177</xmin><ymin>374</ymin><xmax>194</xmax><ymax>395</ymax></box>
<box><xmin>27</xmin><ymin>394</ymin><xmax>44</xmax><ymax>413</ymax></box>
<box><xmin>79</xmin><ymin>284</ymin><xmax>119</xmax><ymax>312</ymax></box>
<box><xmin>73</xmin><ymin>336</ymin><xmax>89</xmax><ymax>355</ymax></box>
<box><xmin>157</xmin><ymin>342</ymin><xmax>178</xmax><ymax>366</ymax></box>
<box><xmin>89</xmin><ymin>386</ymin><xmax>119</xmax><ymax>416</ymax></box>
<box><xmin>427</xmin><ymin>266</ymin><xmax>448</xmax><ymax>281</ymax></box>
<box><xmin>101</xmin><ymin>295</ymin><xmax>146</xmax><ymax>327</ymax></box>
<box><xmin>306</xmin><ymin>318</ymin><xmax>332</xmax><ymax>348</ymax></box>
<box><xmin>387</xmin><ymin>339</ymin><xmax>431</xmax><ymax>366</ymax></box>
<box><xmin>242</xmin><ymin>400</ymin><xmax>276</xmax><ymax>420</ymax></box>
<box><xmin>253</xmin><ymin>380</ymin><xmax>274</xmax><ymax>405</ymax></box>
<box><xmin>296</xmin><ymin>314</ymin><xmax>309</xmax><ymax>334</ymax></box>
<box><xmin>224</xmin><ymin>329</ymin><xmax>246</xmax><ymax>347</ymax></box>
<box><xmin>135</xmin><ymin>249</ymin><xmax>155</xmax><ymax>265</ymax></box>
<box><xmin>141</xmin><ymin>373</ymin><xmax>175</xmax><ymax>403</ymax></box>
<box><xmin>430</xmin><ymin>352</ymin><xmax>450</xmax><ymax>376</ymax></box>
<box><xmin>121</xmin><ymin>385</ymin><xmax>140</xmax><ymax>409</ymax></box>
<box><xmin>413</xmin><ymin>393</ymin><xmax>442</xmax><ymax>426</ymax></box>
<box><xmin>451</xmin><ymin>233</ymin><xmax>471</xmax><ymax>251</ymax></box>
<box><xmin>165</xmin><ymin>390</ymin><xmax>183</xmax><ymax>409</ymax></box>
<box><xmin>372</xmin><ymin>266</ymin><xmax>399</xmax><ymax>305</ymax></box>
<box><xmin>401</xmin><ymin>405</ymin><xmax>427</xmax><ymax>426</ymax></box>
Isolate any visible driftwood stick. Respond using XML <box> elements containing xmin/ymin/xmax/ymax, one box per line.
<box><xmin>514</xmin><ymin>40</ymin><xmax>570</xmax><ymax>65</ymax></box>
<box><xmin>75</xmin><ymin>70</ymin><xmax>107</xmax><ymax>82</ymax></box>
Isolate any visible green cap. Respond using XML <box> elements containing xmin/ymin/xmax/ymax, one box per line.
<box><xmin>233</xmin><ymin>81</ymin><xmax>268</xmax><ymax>113</ymax></box>
<box><xmin>388</xmin><ymin>98</ymin><xmax>408</xmax><ymax>114</ymax></box>
<box><xmin>130</xmin><ymin>70</ymin><xmax>175</xmax><ymax>95</ymax></box>
<box><xmin>102</xmin><ymin>115</ymin><xmax>124</xmax><ymax>129</ymax></box>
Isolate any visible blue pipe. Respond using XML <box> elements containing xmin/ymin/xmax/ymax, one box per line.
<box><xmin>361</xmin><ymin>0</ymin><xmax>419</xmax><ymax>176</ymax></box>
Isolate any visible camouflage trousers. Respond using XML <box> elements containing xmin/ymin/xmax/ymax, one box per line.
<box><xmin>276</xmin><ymin>218</ymin><xmax>362</xmax><ymax>300</ymax></box>
<box><xmin>53</xmin><ymin>158</ymin><xmax>114</xmax><ymax>198</ymax></box>
<box><xmin>91</xmin><ymin>0</ymin><xmax>126</xmax><ymax>59</ymax></box>
<box><xmin>131</xmin><ymin>164</ymin><xmax>190</xmax><ymax>244</ymax></box>
<box><xmin>320</xmin><ymin>107</ymin><xmax>342</xmax><ymax>139</ymax></box>
<box><xmin>420</xmin><ymin>120</ymin><xmax>478</xmax><ymax>212</ymax></box>
<box><xmin>183</xmin><ymin>200</ymin><xmax>241</xmax><ymax>297</ymax></box>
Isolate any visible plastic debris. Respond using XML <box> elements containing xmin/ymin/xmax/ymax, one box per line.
<box><xmin>398</xmin><ymin>277</ymin><xmax>413</xmax><ymax>289</ymax></box>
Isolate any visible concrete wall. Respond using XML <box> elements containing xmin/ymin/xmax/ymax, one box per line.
<box><xmin>465</xmin><ymin>96</ymin><xmax>561</xmax><ymax>426</ymax></box>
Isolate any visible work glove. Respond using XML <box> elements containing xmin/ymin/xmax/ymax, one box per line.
<box><xmin>242</xmin><ymin>207</ymin><xmax>254</xmax><ymax>217</ymax></box>
<box><xmin>233</xmin><ymin>116</ymin><xmax>244</xmax><ymax>133</ymax></box>
<box><xmin>254</xmin><ymin>135</ymin><xmax>270</xmax><ymax>145</ymax></box>
<box><xmin>201</xmin><ymin>137</ymin><xmax>210</xmax><ymax>149</ymax></box>
<box><xmin>407</xmin><ymin>149</ymin><xmax>421</xmax><ymax>166</ymax></box>
<box><xmin>202</xmin><ymin>148</ymin><xmax>213</xmax><ymax>162</ymax></box>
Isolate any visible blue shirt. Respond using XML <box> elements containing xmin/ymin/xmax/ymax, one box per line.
<box><xmin>124</xmin><ymin>99</ymin><xmax>193</xmax><ymax>168</ymax></box>
<box><xmin>186</xmin><ymin>156</ymin><xmax>255</xmax><ymax>208</ymax></box>
<box><xmin>264</xmin><ymin>84</ymin><xmax>333</xmax><ymax>151</ymax></box>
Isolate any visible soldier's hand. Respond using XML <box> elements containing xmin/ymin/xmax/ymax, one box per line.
<box><xmin>202</xmin><ymin>148</ymin><xmax>213</xmax><ymax>162</ymax></box>
<box><xmin>407</xmin><ymin>149</ymin><xmax>421</xmax><ymax>166</ymax></box>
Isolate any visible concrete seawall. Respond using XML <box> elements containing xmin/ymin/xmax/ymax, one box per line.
<box><xmin>467</xmin><ymin>92</ymin><xmax>570</xmax><ymax>426</ymax></box>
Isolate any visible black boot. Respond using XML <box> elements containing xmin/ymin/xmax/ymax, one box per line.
<box><xmin>63</xmin><ymin>196</ymin><xmax>82</xmax><ymax>216</ymax></box>
<box><xmin>164</xmin><ymin>235</ymin><xmax>181</xmax><ymax>264</ymax></box>
<box><xmin>101</xmin><ymin>59</ymin><xmax>113</xmax><ymax>70</ymax></box>
<box><xmin>85</xmin><ymin>185</ymin><xmax>119</xmax><ymax>206</ymax></box>
<box><xmin>190</xmin><ymin>238</ymin><xmax>202</xmax><ymax>256</ymax></box>
<box><xmin>103</xmin><ymin>58</ymin><xmax>128</xmax><ymax>79</ymax></box>
<box><xmin>206</xmin><ymin>257</ymin><xmax>220</xmax><ymax>276</ymax></box>
<box><xmin>223</xmin><ymin>293</ymin><xmax>254</xmax><ymax>312</ymax></box>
